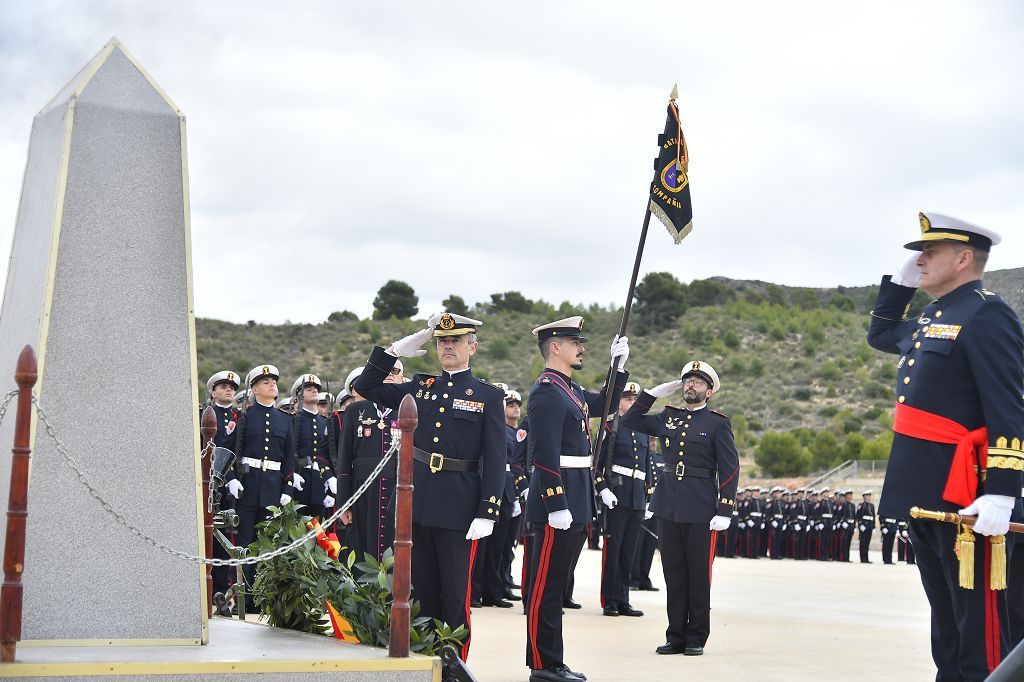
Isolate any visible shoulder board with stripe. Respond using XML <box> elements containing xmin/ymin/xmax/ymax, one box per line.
<box><xmin>709</xmin><ymin>409</ymin><xmax>730</xmax><ymax>420</ymax></box>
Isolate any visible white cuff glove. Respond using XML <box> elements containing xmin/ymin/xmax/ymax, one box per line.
<box><xmin>891</xmin><ymin>253</ymin><xmax>922</xmax><ymax>288</ymax></box>
<box><xmin>466</xmin><ymin>518</ymin><xmax>496</xmax><ymax>541</ymax></box>
<box><xmin>599</xmin><ymin>489</ymin><xmax>618</xmax><ymax>509</ymax></box>
<box><xmin>644</xmin><ymin>504</ymin><xmax>654</xmax><ymax>521</ymax></box>
<box><xmin>323</xmin><ymin>495</ymin><xmax>335</xmax><ymax>507</ymax></box>
<box><xmin>387</xmin><ymin>326</ymin><xmax>433</xmax><ymax>358</ymax></box>
<box><xmin>794</xmin><ymin>524</ymin><xmax>801</xmax><ymax>532</ymax></box>
<box><xmin>280</xmin><ymin>493</ymin><xmax>292</xmax><ymax>506</ymax></box>
<box><xmin>548</xmin><ymin>509</ymin><xmax>573</xmax><ymax>530</ymax></box>
<box><xmin>859</xmin><ymin>524</ymin><xmax>866</xmax><ymax>533</ymax></box>
<box><xmin>771</xmin><ymin>520</ymin><xmax>778</xmax><ymax>529</ymax></box>
<box><xmin>512</xmin><ymin>499</ymin><xmax>522</xmax><ymax>517</ymax></box>
<box><xmin>710</xmin><ymin>515</ymin><xmax>732</xmax><ymax>531</ymax></box>
<box><xmin>325</xmin><ymin>476</ymin><xmax>337</xmax><ymax>494</ymax></box>
<box><xmin>609</xmin><ymin>335</ymin><xmax>629</xmax><ymax>370</ymax></box>
<box><xmin>521</xmin><ymin>488</ymin><xmax>530</xmax><ymax>501</ymax></box>
<box><xmin>292</xmin><ymin>473</ymin><xmax>305</xmax><ymax>491</ymax></box>
<box><xmin>226</xmin><ymin>479</ymin><xmax>244</xmax><ymax>499</ymax></box>
<box><xmin>647</xmin><ymin>380</ymin><xmax>683</xmax><ymax>399</ymax></box>
<box><xmin>842</xmin><ymin>522</ymin><xmax>849</xmax><ymax>529</ymax></box>
<box><xmin>882</xmin><ymin>527</ymin><xmax>889</xmax><ymax>534</ymax></box>
<box><xmin>960</xmin><ymin>494</ymin><xmax>1015</xmax><ymax>536</ymax></box>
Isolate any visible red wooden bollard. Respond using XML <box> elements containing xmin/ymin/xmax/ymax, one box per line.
<box><xmin>388</xmin><ymin>393</ymin><xmax>417</xmax><ymax>657</ymax></box>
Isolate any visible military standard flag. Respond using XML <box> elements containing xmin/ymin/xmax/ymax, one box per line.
<box><xmin>649</xmin><ymin>87</ymin><xmax>693</xmax><ymax>244</ymax></box>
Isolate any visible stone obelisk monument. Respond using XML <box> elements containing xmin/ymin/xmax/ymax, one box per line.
<box><xmin>0</xmin><ymin>38</ymin><xmax>205</xmax><ymax>644</ymax></box>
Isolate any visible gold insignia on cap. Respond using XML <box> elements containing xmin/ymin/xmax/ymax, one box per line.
<box><xmin>262</xmin><ymin>366</ymin><xmax>270</xmax><ymax>374</ymax></box>
<box><xmin>691</xmin><ymin>361</ymin><xmax>701</xmax><ymax>372</ymax></box>
<box><xmin>920</xmin><ymin>212</ymin><xmax>931</xmax><ymax>234</ymax></box>
<box><xmin>439</xmin><ymin>313</ymin><xmax>455</xmax><ymax>330</ymax></box>
<box><xmin>578</xmin><ymin>319</ymin><xmax>584</xmax><ymax>331</ymax></box>
<box><xmin>227</xmin><ymin>373</ymin><xmax>235</xmax><ymax>382</ymax></box>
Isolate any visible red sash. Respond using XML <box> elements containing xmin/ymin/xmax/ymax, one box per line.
<box><xmin>892</xmin><ymin>402</ymin><xmax>988</xmax><ymax>507</ymax></box>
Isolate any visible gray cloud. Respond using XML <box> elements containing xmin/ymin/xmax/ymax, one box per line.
<box><xmin>1</xmin><ymin>1</ymin><xmax>1022</xmax><ymax>323</ymax></box>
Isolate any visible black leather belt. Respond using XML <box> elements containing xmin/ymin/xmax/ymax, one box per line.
<box><xmin>672</xmin><ymin>461</ymin><xmax>714</xmax><ymax>478</ymax></box>
<box><xmin>414</xmin><ymin>447</ymin><xmax>479</xmax><ymax>473</ymax></box>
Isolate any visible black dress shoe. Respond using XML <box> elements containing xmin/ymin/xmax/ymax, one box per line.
<box><xmin>482</xmin><ymin>598</ymin><xmax>514</xmax><ymax>608</ymax></box>
<box><xmin>470</xmin><ymin>597</ymin><xmax>483</xmax><ymax>608</ymax></box>
<box><xmin>656</xmin><ymin>642</ymin><xmax>687</xmax><ymax>655</ymax></box>
<box><xmin>562</xmin><ymin>598</ymin><xmax>581</xmax><ymax>609</ymax></box>
<box><xmin>602</xmin><ymin>604</ymin><xmax>620</xmax><ymax>617</ymax></box>
<box><xmin>529</xmin><ymin>664</ymin><xmax>585</xmax><ymax>681</ymax></box>
<box><xmin>503</xmin><ymin>588</ymin><xmax>523</xmax><ymax>601</ymax></box>
<box><xmin>684</xmin><ymin>646</ymin><xmax>704</xmax><ymax>656</ymax></box>
<box><xmin>618</xmin><ymin>604</ymin><xmax>644</xmax><ymax>617</ymax></box>
<box><xmin>638</xmin><ymin>581</ymin><xmax>660</xmax><ymax>592</ymax></box>
<box><xmin>510</xmin><ymin>582</ymin><xmax>521</xmax><ymax>589</ymax></box>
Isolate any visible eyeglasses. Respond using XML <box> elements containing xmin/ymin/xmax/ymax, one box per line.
<box><xmin>682</xmin><ymin>378</ymin><xmax>707</xmax><ymax>387</ymax></box>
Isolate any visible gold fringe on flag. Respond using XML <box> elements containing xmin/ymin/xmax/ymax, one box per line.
<box><xmin>989</xmin><ymin>535</ymin><xmax>1007</xmax><ymax>591</ymax></box>
<box><xmin>955</xmin><ymin>524</ymin><xmax>975</xmax><ymax>589</ymax></box>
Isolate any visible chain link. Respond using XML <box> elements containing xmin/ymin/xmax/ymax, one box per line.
<box><xmin>31</xmin><ymin>393</ymin><xmax>399</xmax><ymax>566</ymax></box>
<box><xmin>0</xmin><ymin>389</ymin><xmax>19</xmax><ymax>425</ymax></box>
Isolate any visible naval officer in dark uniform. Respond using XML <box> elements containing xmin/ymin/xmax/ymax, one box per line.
<box><xmin>225</xmin><ymin>364</ymin><xmax>298</xmax><ymax>607</ymax></box>
<box><xmin>595</xmin><ymin>381</ymin><xmax>648</xmax><ymax>617</ymax></box>
<box><xmin>622</xmin><ymin>360</ymin><xmax>739</xmax><ymax>656</ymax></box>
<box><xmin>856</xmin><ymin>490</ymin><xmax>876</xmax><ymax>564</ymax></box>
<box><xmin>290</xmin><ymin>373</ymin><xmax>335</xmax><ymax>520</ymax></box>
<box><xmin>205</xmin><ymin>370</ymin><xmax>242</xmax><ymax>609</ymax></box>
<box><xmin>867</xmin><ymin>211</ymin><xmax>1023</xmax><ymax>681</ymax></box>
<box><xmin>354</xmin><ymin>312</ymin><xmax>505</xmax><ymax>662</ymax></box>
<box><xmin>524</xmin><ymin>316</ymin><xmax>629</xmax><ymax>682</ymax></box>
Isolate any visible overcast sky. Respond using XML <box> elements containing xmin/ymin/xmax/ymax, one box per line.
<box><xmin>2</xmin><ymin>2</ymin><xmax>1022</xmax><ymax>323</ymax></box>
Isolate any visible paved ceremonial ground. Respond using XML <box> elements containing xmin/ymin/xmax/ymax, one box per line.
<box><xmin>467</xmin><ymin>547</ymin><xmax>935</xmax><ymax>682</ymax></box>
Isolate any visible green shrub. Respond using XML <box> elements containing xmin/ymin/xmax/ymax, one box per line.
<box><xmin>755</xmin><ymin>431</ymin><xmax>811</xmax><ymax>476</ymax></box>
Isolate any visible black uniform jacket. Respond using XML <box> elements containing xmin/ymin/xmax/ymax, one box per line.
<box><xmin>294</xmin><ymin>408</ymin><xmax>333</xmax><ymax>507</ymax></box>
<box><xmin>595</xmin><ymin>419</ymin><xmax>651</xmax><ymax>511</ymax></box>
<box><xmin>229</xmin><ymin>402</ymin><xmax>297</xmax><ymax>508</ymax></box>
<box><xmin>868</xmin><ymin>277</ymin><xmax>1024</xmax><ymax>519</ymax></box>
<box><xmin>857</xmin><ymin>501</ymin><xmax>877</xmax><ymax>529</ymax></box>
<box><xmin>337</xmin><ymin>400</ymin><xmax>399</xmax><ymax>503</ymax></box>
<box><xmin>208</xmin><ymin>403</ymin><xmax>240</xmax><ymax>449</ymax></box>
<box><xmin>524</xmin><ymin>367</ymin><xmax>628</xmax><ymax>526</ymax></box>
<box><xmin>354</xmin><ymin>347</ymin><xmax>506</xmax><ymax>531</ymax></box>
<box><xmin>621</xmin><ymin>395</ymin><xmax>739</xmax><ymax>524</ymax></box>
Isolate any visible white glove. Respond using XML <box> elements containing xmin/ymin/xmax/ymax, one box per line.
<box><xmin>387</xmin><ymin>326</ymin><xmax>432</xmax><ymax>358</ymax></box>
<box><xmin>323</xmin><ymin>495</ymin><xmax>335</xmax><ymax>507</ymax></box>
<box><xmin>548</xmin><ymin>509</ymin><xmax>573</xmax><ymax>530</ymax></box>
<box><xmin>842</xmin><ymin>522</ymin><xmax>849</xmax><ymax>529</ymax></box>
<box><xmin>609</xmin><ymin>335</ymin><xmax>630</xmax><ymax>370</ymax></box>
<box><xmin>710</xmin><ymin>515</ymin><xmax>732</xmax><ymax>531</ymax></box>
<box><xmin>599</xmin><ymin>489</ymin><xmax>618</xmax><ymax>509</ymax></box>
<box><xmin>900</xmin><ymin>530</ymin><xmax>909</xmax><ymax>539</ymax></box>
<box><xmin>892</xmin><ymin>252</ymin><xmax>922</xmax><ymax>288</ymax></box>
<box><xmin>760</xmin><ymin>523</ymin><xmax>766</xmax><ymax>530</ymax></box>
<box><xmin>859</xmin><ymin>524</ymin><xmax>866</xmax><ymax>533</ymax></box>
<box><xmin>882</xmin><ymin>527</ymin><xmax>889</xmax><ymax>535</ymax></box>
<box><xmin>521</xmin><ymin>488</ymin><xmax>530</xmax><ymax>501</ymax></box>
<box><xmin>647</xmin><ymin>380</ymin><xmax>683</xmax><ymax>399</ymax></box>
<box><xmin>960</xmin><ymin>494</ymin><xmax>1015</xmax><ymax>536</ymax></box>
<box><xmin>512</xmin><ymin>499</ymin><xmax>522</xmax><ymax>517</ymax></box>
<box><xmin>226</xmin><ymin>479</ymin><xmax>244</xmax><ymax>499</ymax></box>
<box><xmin>644</xmin><ymin>504</ymin><xmax>654</xmax><ymax>520</ymax></box>
<box><xmin>280</xmin><ymin>493</ymin><xmax>292</xmax><ymax>506</ymax></box>
<box><xmin>771</xmin><ymin>520</ymin><xmax>778</xmax><ymax>529</ymax></box>
<box><xmin>325</xmin><ymin>476</ymin><xmax>337</xmax><ymax>494</ymax></box>
<box><xmin>292</xmin><ymin>473</ymin><xmax>305</xmax><ymax>491</ymax></box>
<box><xmin>466</xmin><ymin>518</ymin><xmax>496</xmax><ymax>541</ymax></box>
<box><xmin>794</xmin><ymin>523</ymin><xmax>801</xmax><ymax>532</ymax></box>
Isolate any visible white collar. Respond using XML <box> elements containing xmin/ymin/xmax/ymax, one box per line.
<box><xmin>446</xmin><ymin>366</ymin><xmax>471</xmax><ymax>375</ymax></box>
<box><xmin>684</xmin><ymin>403</ymin><xmax>708</xmax><ymax>412</ymax></box>
<box><xmin>215</xmin><ymin>402</ymin><xmax>233</xmax><ymax>409</ymax></box>
<box><xmin>302</xmin><ymin>407</ymin><xmax>318</xmax><ymax>415</ymax></box>
<box><xmin>255</xmin><ymin>399</ymin><xmax>275</xmax><ymax>408</ymax></box>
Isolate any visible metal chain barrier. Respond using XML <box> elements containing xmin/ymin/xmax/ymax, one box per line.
<box><xmin>23</xmin><ymin>392</ymin><xmax>398</xmax><ymax>566</ymax></box>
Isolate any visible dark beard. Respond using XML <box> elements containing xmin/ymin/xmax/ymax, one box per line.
<box><xmin>683</xmin><ymin>390</ymin><xmax>704</xmax><ymax>405</ymax></box>
<box><xmin>571</xmin><ymin>357</ymin><xmax>584</xmax><ymax>370</ymax></box>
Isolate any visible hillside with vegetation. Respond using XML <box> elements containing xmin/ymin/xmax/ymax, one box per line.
<box><xmin>197</xmin><ymin>268</ymin><xmax>1024</xmax><ymax>478</ymax></box>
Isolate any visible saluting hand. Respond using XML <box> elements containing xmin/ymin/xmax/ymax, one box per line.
<box><xmin>387</xmin><ymin>326</ymin><xmax>432</xmax><ymax>358</ymax></box>
<box><xmin>647</xmin><ymin>380</ymin><xmax>683</xmax><ymax>399</ymax></box>
<box><xmin>892</xmin><ymin>252</ymin><xmax>923</xmax><ymax>288</ymax></box>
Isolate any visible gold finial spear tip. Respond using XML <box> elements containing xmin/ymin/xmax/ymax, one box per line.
<box><xmin>670</xmin><ymin>83</ymin><xmax>679</xmax><ymax>100</ymax></box>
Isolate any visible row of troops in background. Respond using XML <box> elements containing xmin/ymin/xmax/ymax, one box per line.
<box><xmin>715</xmin><ymin>486</ymin><xmax>916</xmax><ymax>564</ymax></box>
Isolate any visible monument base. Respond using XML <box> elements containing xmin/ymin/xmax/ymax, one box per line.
<box><xmin>0</xmin><ymin>618</ymin><xmax>439</xmax><ymax>680</ymax></box>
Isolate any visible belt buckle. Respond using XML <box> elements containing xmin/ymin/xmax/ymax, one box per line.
<box><xmin>675</xmin><ymin>461</ymin><xmax>685</xmax><ymax>477</ymax></box>
<box><xmin>429</xmin><ymin>452</ymin><xmax>445</xmax><ymax>473</ymax></box>
<box><xmin>261</xmin><ymin>460</ymin><xmax>268</xmax><ymax>472</ymax></box>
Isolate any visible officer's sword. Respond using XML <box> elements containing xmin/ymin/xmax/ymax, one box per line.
<box><xmin>910</xmin><ymin>507</ymin><xmax>1024</xmax><ymax>534</ymax></box>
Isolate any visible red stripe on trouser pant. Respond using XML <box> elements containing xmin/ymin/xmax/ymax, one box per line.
<box><xmin>708</xmin><ymin>530</ymin><xmax>717</xmax><ymax>585</ymax></box>
<box><xmin>528</xmin><ymin>525</ymin><xmax>554</xmax><ymax>670</ymax></box>
<box><xmin>461</xmin><ymin>539</ymin><xmax>478</xmax><ymax>662</ymax></box>
<box><xmin>984</xmin><ymin>543</ymin><xmax>1001</xmax><ymax>672</ymax></box>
